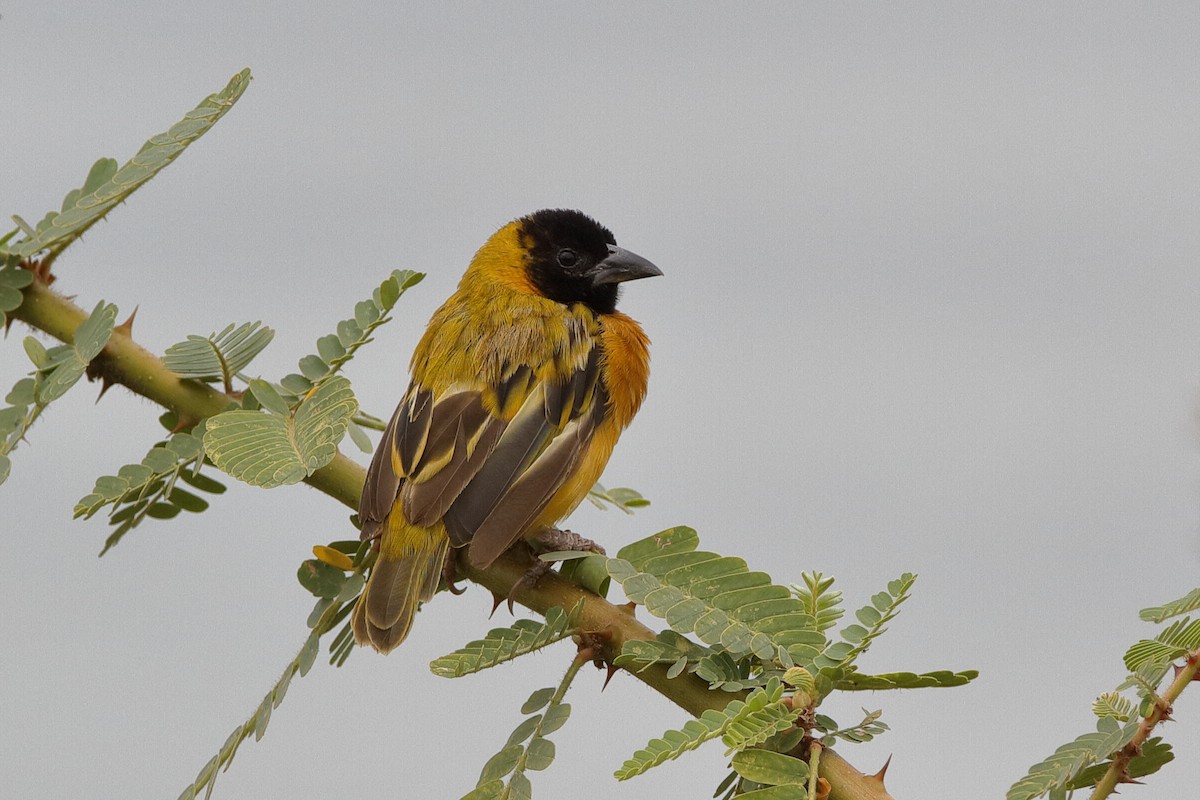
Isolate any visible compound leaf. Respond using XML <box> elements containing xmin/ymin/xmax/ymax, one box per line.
<box><xmin>2</xmin><ymin>69</ymin><xmax>251</xmax><ymax>261</ymax></box>
<box><xmin>203</xmin><ymin>375</ymin><xmax>357</xmax><ymax>488</ymax></box>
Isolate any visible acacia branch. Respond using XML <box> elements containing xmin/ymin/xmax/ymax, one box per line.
<box><xmin>1089</xmin><ymin>648</ymin><xmax>1200</xmax><ymax>800</ymax></box>
<box><xmin>9</xmin><ymin>273</ymin><xmax>891</xmax><ymax>800</ymax></box>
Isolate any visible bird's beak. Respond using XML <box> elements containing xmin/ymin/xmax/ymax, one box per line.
<box><xmin>589</xmin><ymin>244</ymin><xmax>663</xmax><ymax>287</ymax></box>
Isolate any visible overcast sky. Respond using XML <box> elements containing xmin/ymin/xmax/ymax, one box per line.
<box><xmin>3</xmin><ymin>3</ymin><xmax>1199</xmax><ymax>799</ymax></box>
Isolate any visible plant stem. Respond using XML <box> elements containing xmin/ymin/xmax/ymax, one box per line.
<box><xmin>1088</xmin><ymin>647</ymin><xmax>1200</xmax><ymax>800</ymax></box>
<box><xmin>808</xmin><ymin>740</ymin><xmax>823</xmax><ymax>799</ymax></box>
<box><xmin>9</xmin><ymin>276</ymin><xmax>892</xmax><ymax>800</ymax></box>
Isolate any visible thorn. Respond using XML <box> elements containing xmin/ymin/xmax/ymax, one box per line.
<box><xmin>114</xmin><ymin>306</ymin><xmax>138</xmax><ymax>337</ymax></box>
<box><xmin>602</xmin><ymin>662</ymin><xmax>619</xmax><ymax>691</ymax></box>
<box><xmin>618</xmin><ymin>601</ymin><xmax>638</xmax><ymax>616</ymax></box>
<box><xmin>95</xmin><ymin>376</ymin><xmax>115</xmax><ymax>403</ymax></box>
<box><xmin>489</xmin><ymin>592</ymin><xmax>505</xmax><ymax>619</ymax></box>
<box><xmin>869</xmin><ymin>755</ymin><xmax>892</xmax><ymax>785</ymax></box>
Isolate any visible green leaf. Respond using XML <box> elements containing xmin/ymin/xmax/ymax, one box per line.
<box><xmin>203</xmin><ymin>375</ymin><xmax>358</xmax><ymax>488</ymax></box>
<box><xmin>178</xmin><ymin>470</ymin><xmax>227</xmax><ymax>495</ymax></box>
<box><xmin>280</xmin><ymin>373</ymin><xmax>312</xmax><ymax>393</ymax></box>
<box><xmin>614</xmin><ymin>630</ymin><xmax>714</xmax><ymax>674</ymax></box>
<box><xmin>1092</xmin><ymin>691</ymin><xmax>1133</xmax><ymax>722</ymax></box>
<box><xmin>587</xmin><ymin>482</ymin><xmax>650</xmax><ymax>513</ymax></box>
<box><xmin>557</xmin><ymin>553</ymin><xmax>611</xmax><ymax>597</ymax></box>
<box><xmin>163</xmin><ymin>321</ymin><xmax>275</xmax><ymax>386</ymax></box>
<box><xmin>316</xmin><ymin>334</ymin><xmax>346</xmax><ymax>362</ymax></box>
<box><xmin>294</xmin><ymin>269</ymin><xmax>426</xmax><ymax>386</ymax></box>
<box><xmin>430</xmin><ymin>603</ymin><xmax>582</xmax><ymax>677</ymax></box>
<box><xmin>1</xmin><ymin>69</ymin><xmax>251</xmax><ymax>261</ymax></box>
<box><xmin>1124</xmin><ymin>616</ymin><xmax>1200</xmax><ymax>672</ymax></box>
<box><xmin>248</xmin><ymin>379</ymin><xmax>290</xmax><ymax>415</ymax></box>
<box><xmin>615</xmin><ymin>679</ymin><xmax>796</xmax><ymax>780</ymax></box>
<box><xmin>616</xmin><ymin>526</ymin><xmax>699</xmax><ymax>566</ymax></box>
<box><xmin>607</xmin><ymin>529</ymin><xmax>822</xmax><ymax>665</ymax></box>
<box><xmin>459</xmin><ymin>781</ymin><xmax>503</xmax><ymax>800</ymax></box>
<box><xmin>521</xmin><ymin>688</ymin><xmax>555</xmax><ymax>714</ymax></box>
<box><xmin>812</xmin><ymin>573</ymin><xmax>916</xmax><ymax>688</ymax></box>
<box><xmin>1006</xmin><ymin>717</ymin><xmax>1141</xmax><ymax>800</ymax></box>
<box><xmin>1065</xmin><ymin>737</ymin><xmax>1174</xmax><ymax>790</ymax></box>
<box><xmin>731</xmin><ymin>750</ymin><xmax>810</xmax><ymax>786</ymax></box>
<box><xmin>37</xmin><ymin>301</ymin><xmax>118</xmax><ymax>403</ymax></box>
<box><xmin>75</xmin><ymin>429</ymin><xmax>218</xmax><ymax>554</ymax></box>
<box><xmin>346</xmin><ymin>419</ymin><xmax>373</xmax><ymax>453</ymax></box>
<box><xmin>835</xmin><ymin>669</ymin><xmax>978</xmax><ymax>691</ymax></box>
<box><xmin>297</xmin><ymin>559</ymin><xmax>348</xmax><ymax>599</ymax></box>
<box><xmin>820</xmin><ymin>709</ymin><xmax>888</xmax><ymax>745</ymax></box>
<box><xmin>23</xmin><ymin>336</ymin><xmax>48</xmax><ymax>368</ymax></box>
<box><xmin>167</xmin><ymin>487</ymin><xmax>208</xmax><ymax>513</ymax></box>
<box><xmin>539</xmin><ymin>704</ymin><xmax>571</xmax><ymax>735</ymax></box>
<box><xmin>0</xmin><ymin>299</ymin><xmax>116</xmax><ymax>479</ymax></box>
<box><xmin>0</xmin><ymin>267</ymin><xmax>34</xmax><ymax>324</ymax></box>
<box><xmin>5</xmin><ymin>377</ymin><xmax>35</xmax><ymax>406</ymax></box>
<box><xmin>477</xmin><ymin>744</ymin><xmax>522</xmax><ymax>783</ymax></box>
<box><xmin>1140</xmin><ymin>587</ymin><xmax>1200</xmax><ymax>623</ymax></box>
<box><xmin>298</xmin><ymin>354</ymin><xmax>329</xmax><ymax>381</ymax></box>
<box><xmin>525</xmin><ymin>737</ymin><xmax>555</xmax><ymax>771</ymax></box>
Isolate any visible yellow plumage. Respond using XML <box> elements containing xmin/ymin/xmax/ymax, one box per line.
<box><xmin>352</xmin><ymin>210</ymin><xmax>659</xmax><ymax>653</ymax></box>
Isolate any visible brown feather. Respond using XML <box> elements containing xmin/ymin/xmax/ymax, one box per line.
<box><xmin>359</xmin><ymin>404</ymin><xmax>403</xmax><ymax>539</ymax></box>
<box><xmin>467</xmin><ymin>405</ymin><xmax>600</xmax><ymax>568</ymax></box>
<box><xmin>443</xmin><ymin>386</ymin><xmax>555</xmax><ymax>539</ymax></box>
<box><xmin>409</xmin><ymin>391</ymin><xmax>484</xmax><ymax>482</ymax></box>
<box><xmin>395</xmin><ymin>388</ymin><xmax>433</xmax><ymax>476</ymax></box>
<box><xmin>352</xmin><ymin>534</ymin><xmax>449</xmax><ymax>653</ymax></box>
<box><xmin>405</xmin><ymin>414</ymin><xmax>505</xmax><ymax>535</ymax></box>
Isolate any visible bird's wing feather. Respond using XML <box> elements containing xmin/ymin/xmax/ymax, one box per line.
<box><xmin>360</xmin><ymin>345</ymin><xmax>605</xmax><ymax>565</ymax></box>
<box><xmin>447</xmin><ymin>346</ymin><xmax>604</xmax><ymax>564</ymax></box>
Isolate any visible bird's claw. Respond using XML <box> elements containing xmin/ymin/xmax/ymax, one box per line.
<box><xmin>442</xmin><ymin>549</ymin><xmax>466</xmax><ymax>595</ymax></box>
<box><xmin>505</xmin><ymin>557</ymin><xmax>554</xmax><ymax>612</ymax></box>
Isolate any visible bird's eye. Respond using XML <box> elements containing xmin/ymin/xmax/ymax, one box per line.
<box><xmin>557</xmin><ymin>248</ymin><xmax>578</xmax><ymax>268</ymax></box>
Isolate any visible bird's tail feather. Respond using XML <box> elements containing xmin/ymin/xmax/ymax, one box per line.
<box><xmin>352</xmin><ymin>522</ymin><xmax>449</xmax><ymax>653</ymax></box>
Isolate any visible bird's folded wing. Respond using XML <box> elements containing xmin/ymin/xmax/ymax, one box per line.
<box><xmin>359</xmin><ymin>346</ymin><xmax>606</xmax><ymax>568</ymax></box>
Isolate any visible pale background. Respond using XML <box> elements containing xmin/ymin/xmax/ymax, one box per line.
<box><xmin>3</xmin><ymin>3</ymin><xmax>1199</xmax><ymax>798</ymax></box>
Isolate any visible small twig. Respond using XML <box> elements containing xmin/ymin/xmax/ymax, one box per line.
<box><xmin>1088</xmin><ymin>647</ymin><xmax>1200</xmax><ymax>800</ymax></box>
<box><xmin>808</xmin><ymin>740</ymin><xmax>823</xmax><ymax>799</ymax></box>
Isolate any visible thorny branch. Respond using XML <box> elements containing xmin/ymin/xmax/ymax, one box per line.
<box><xmin>9</xmin><ymin>272</ymin><xmax>892</xmax><ymax>800</ymax></box>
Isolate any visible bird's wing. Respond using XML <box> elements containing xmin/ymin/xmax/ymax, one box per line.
<box><xmin>359</xmin><ymin>345</ymin><xmax>605</xmax><ymax>568</ymax></box>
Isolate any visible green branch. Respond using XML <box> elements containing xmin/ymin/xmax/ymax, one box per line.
<box><xmin>8</xmin><ymin>274</ymin><xmax>890</xmax><ymax>800</ymax></box>
<box><xmin>1089</xmin><ymin>647</ymin><xmax>1199</xmax><ymax>800</ymax></box>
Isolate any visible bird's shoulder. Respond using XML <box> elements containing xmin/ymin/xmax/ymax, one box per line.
<box><xmin>411</xmin><ymin>285</ymin><xmax>604</xmax><ymax>409</ymax></box>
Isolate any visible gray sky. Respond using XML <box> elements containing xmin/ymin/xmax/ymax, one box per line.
<box><xmin>4</xmin><ymin>2</ymin><xmax>1199</xmax><ymax>798</ymax></box>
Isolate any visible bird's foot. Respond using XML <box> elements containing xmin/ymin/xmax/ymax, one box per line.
<box><xmin>501</xmin><ymin>529</ymin><xmax>606</xmax><ymax>613</ymax></box>
<box><xmin>531</xmin><ymin>527</ymin><xmax>606</xmax><ymax>557</ymax></box>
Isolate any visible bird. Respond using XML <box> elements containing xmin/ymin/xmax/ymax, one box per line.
<box><xmin>352</xmin><ymin>209</ymin><xmax>661</xmax><ymax>653</ymax></box>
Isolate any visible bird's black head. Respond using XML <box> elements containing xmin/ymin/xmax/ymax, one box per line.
<box><xmin>519</xmin><ymin>209</ymin><xmax>662</xmax><ymax>314</ymax></box>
